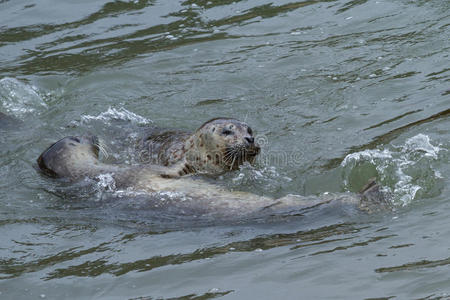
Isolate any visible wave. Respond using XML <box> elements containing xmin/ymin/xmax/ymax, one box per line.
<box><xmin>0</xmin><ymin>77</ymin><xmax>47</xmax><ymax>117</ymax></box>
<box><xmin>79</xmin><ymin>107</ymin><xmax>152</xmax><ymax>125</ymax></box>
<box><xmin>341</xmin><ymin>134</ymin><xmax>446</xmax><ymax>206</ymax></box>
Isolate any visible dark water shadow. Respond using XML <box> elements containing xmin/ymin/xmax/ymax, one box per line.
<box><xmin>41</xmin><ymin>221</ymin><xmax>368</xmax><ymax>280</ymax></box>
<box><xmin>375</xmin><ymin>256</ymin><xmax>450</xmax><ymax>273</ymax></box>
<box><xmin>336</xmin><ymin>0</ymin><xmax>369</xmax><ymax>13</ymax></box>
<box><xmin>0</xmin><ymin>0</ymin><xmax>157</xmax><ymax>44</ymax></box>
<box><xmin>3</xmin><ymin>0</ymin><xmax>335</xmax><ymax>75</ymax></box>
<box><xmin>129</xmin><ymin>289</ymin><xmax>234</xmax><ymax>300</ymax></box>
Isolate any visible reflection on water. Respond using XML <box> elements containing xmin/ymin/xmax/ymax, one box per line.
<box><xmin>0</xmin><ymin>0</ymin><xmax>449</xmax><ymax>299</ymax></box>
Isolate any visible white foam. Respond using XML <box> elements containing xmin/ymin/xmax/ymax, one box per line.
<box><xmin>112</xmin><ymin>187</ymin><xmax>149</xmax><ymax>198</ymax></box>
<box><xmin>402</xmin><ymin>133</ymin><xmax>441</xmax><ymax>159</ymax></box>
<box><xmin>95</xmin><ymin>173</ymin><xmax>116</xmax><ymax>191</ymax></box>
<box><xmin>0</xmin><ymin>77</ymin><xmax>47</xmax><ymax>117</ymax></box>
<box><xmin>341</xmin><ymin>134</ymin><xmax>443</xmax><ymax>206</ymax></box>
<box><xmin>80</xmin><ymin>107</ymin><xmax>151</xmax><ymax>125</ymax></box>
<box><xmin>341</xmin><ymin>148</ymin><xmax>392</xmax><ymax>166</ymax></box>
<box><xmin>157</xmin><ymin>191</ymin><xmax>191</xmax><ymax>202</ymax></box>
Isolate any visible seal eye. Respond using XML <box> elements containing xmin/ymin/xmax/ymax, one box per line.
<box><xmin>247</xmin><ymin>127</ymin><xmax>253</xmax><ymax>135</ymax></box>
<box><xmin>222</xmin><ymin>129</ymin><xmax>232</xmax><ymax>136</ymax></box>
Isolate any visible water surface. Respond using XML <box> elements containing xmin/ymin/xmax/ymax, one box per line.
<box><xmin>0</xmin><ymin>0</ymin><xmax>449</xmax><ymax>299</ymax></box>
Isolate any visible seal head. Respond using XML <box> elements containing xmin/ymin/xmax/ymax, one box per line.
<box><xmin>138</xmin><ymin>118</ymin><xmax>260</xmax><ymax>177</ymax></box>
<box><xmin>185</xmin><ymin>118</ymin><xmax>260</xmax><ymax>174</ymax></box>
<box><xmin>37</xmin><ymin>136</ymin><xmax>101</xmax><ymax>178</ymax></box>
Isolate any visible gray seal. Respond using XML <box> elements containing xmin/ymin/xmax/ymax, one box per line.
<box><xmin>37</xmin><ymin>135</ymin><xmax>392</xmax><ymax>217</ymax></box>
<box><xmin>136</xmin><ymin>118</ymin><xmax>260</xmax><ymax>177</ymax></box>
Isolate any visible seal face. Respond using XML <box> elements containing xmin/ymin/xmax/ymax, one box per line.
<box><xmin>37</xmin><ymin>136</ymin><xmax>100</xmax><ymax>178</ymax></box>
<box><xmin>137</xmin><ymin>118</ymin><xmax>260</xmax><ymax>176</ymax></box>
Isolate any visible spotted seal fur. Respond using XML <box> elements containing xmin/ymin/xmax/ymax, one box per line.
<box><xmin>37</xmin><ymin>135</ymin><xmax>391</xmax><ymax>217</ymax></box>
<box><xmin>136</xmin><ymin>118</ymin><xmax>260</xmax><ymax>177</ymax></box>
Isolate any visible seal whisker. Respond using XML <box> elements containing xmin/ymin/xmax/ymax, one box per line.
<box><xmin>135</xmin><ymin>118</ymin><xmax>260</xmax><ymax>175</ymax></box>
<box><xmin>95</xmin><ymin>139</ymin><xmax>109</xmax><ymax>160</ymax></box>
<box><xmin>230</xmin><ymin>155</ymin><xmax>237</xmax><ymax>170</ymax></box>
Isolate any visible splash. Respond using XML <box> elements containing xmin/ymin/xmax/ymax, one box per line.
<box><xmin>95</xmin><ymin>173</ymin><xmax>117</xmax><ymax>191</ymax></box>
<box><xmin>80</xmin><ymin>107</ymin><xmax>151</xmax><ymax>125</ymax></box>
<box><xmin>228</xmin><ymin>163</ymin><xmax>292</xmax><ymax>192</ymax></box>
<box><xmin>341</xmin><ymin>134</ymin><xmax>445</xmax><ymax>206</ymax></box>
<box><xmin>156</xmin><ymin>191</ymin><xmax>192</xmax><ymax>202</ymax></box>
<box><xmin>0</xmin><ymin>77</ymin><xmax>47</xmax><ymax>117</ymax></box>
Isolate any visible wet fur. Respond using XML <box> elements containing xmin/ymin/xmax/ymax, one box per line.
<box><xmin>37</xmin><ymin>135</ymin><xmax>391</xmax><ymax>217</ymax></box>
<box><xmin>136</xmin><ymin>118</ymin><xmax>260</xmax><ymax>176</ymax></box>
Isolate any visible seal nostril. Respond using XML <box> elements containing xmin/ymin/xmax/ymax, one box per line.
<box><xmin>245</xmin><ymin>137</ymin><xmax>254</xmax><ymax>144</ymax></box>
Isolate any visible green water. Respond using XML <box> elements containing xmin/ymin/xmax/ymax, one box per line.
<box><xmin>0</xmin><ymin>0</ymin><xmax>449</xmax><ymax>299</ymax></box>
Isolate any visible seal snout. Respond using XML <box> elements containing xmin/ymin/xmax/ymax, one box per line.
<box><xmin>245</xmin><ymin>136</ymin><xmax>255</xmax><ymax>144</ymax></box>
<box><xmin>244</xmin><ymin>136</ymin><xmax>260</xmax><ymax>157</ymax></box>
<box><xmin>37</xmin><ymin>135</ymin><xmax>100</xmax><ymax>178</ymax></box>
<box><xmin>37</xmin><ymin>136</ymin><xmax>78</xmax><ymax>178</ymax></box>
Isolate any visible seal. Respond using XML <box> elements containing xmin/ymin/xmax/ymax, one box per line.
<box><xmin>37</xmin><ymin>135</ymin><xmax>392</xmax><ymax>217</ymax></box>
<box><xmin>136</xmin><ymin>118</ymin><xmax>260</xmax><ymax>177</ymax></box>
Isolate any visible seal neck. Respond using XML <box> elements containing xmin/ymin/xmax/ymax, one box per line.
<box><xmin>182</xmin><ymin>133</ymin><xmax>224</xmax><ymax>175</ymax></box>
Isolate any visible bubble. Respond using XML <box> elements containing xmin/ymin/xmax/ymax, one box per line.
<box><xmin>95</xmin><ymin>173</ymin><xmax>116</xmax><ymax>192</ymax></box>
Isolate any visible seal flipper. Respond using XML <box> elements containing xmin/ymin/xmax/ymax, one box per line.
<box><xmin>157</xmin><ymin>160</ymin><xmax>196</xmax><ymax>178</ymax></box>
<box><xmin>358</xmin><ymin>178</ymin><xmax>393</xmax><ymax>213</ymax></box>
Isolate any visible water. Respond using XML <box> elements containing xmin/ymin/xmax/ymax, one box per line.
<box><xmin>0</xmin><ymin>0</ymin><xmax>449</xmax><ymax>299</ymax></box>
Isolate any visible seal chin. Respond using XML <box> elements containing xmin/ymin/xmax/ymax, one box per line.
<box><xmin>224</xmin><ymin>143</ymin><xmax>260</xmax><ymax>170</ymax></box>
<box><xmin>247</xmin><ymin>144</ymin><xmax>260</xmax><ymax>156</ymax></box>
<box><xmin>246</xmin><ymin>145</ymin><xmax>260</xmax><ymax>165</ymax></box>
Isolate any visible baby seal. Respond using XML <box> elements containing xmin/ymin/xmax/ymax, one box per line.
<box><xmin>136</xmin><ymin>118</ymin><xmax>260</xmax><ymax>177</ymax></box>
<box><xmin>37</xmin><ymin>135</ymin><xmax>391</xmax><ymax>217</ymax></box>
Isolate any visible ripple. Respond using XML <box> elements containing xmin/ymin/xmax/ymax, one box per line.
<box><xmin>43</xmin><ymin>223</ymin><xmax>360</xmax><ymax>280</ymax></box>
<box><xmin>375</xmin><ymin>256</ymin><xmax>450</xmax><ymax>273</ymax></box>
<box><xmin>78</xmin><ymin>107</ymin><xmax>152</xmax><ymax>125</ymax></box>
<box><xmin>0</xmin><ymin>77</ymin><xmax>47</xmax><ymax>117</ymax></box>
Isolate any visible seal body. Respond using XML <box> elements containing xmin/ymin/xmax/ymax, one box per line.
<box><xmin>136</xmin><ymin>118</ymin><xmax>260</xmax><ymax>176</ymax></box>
<box><xmin>37</xmin><ymin>135</ymin><xmax>391</xmax><ymax>217</ymax></box>
<box><xmin>137</xmin><ymin>128</ymin><xmax>191</xmax><ymax>166</ymax></box>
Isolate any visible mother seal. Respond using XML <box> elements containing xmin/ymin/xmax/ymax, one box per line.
<box><xmin>135</xmin><ymin>118</ymin><xmax>260</xmax><ymax>177</ymax></box>
<box><xmin>37</xmin><ymin>135</ymin><xmax>391</xmax><ymax>217</ymax></box>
